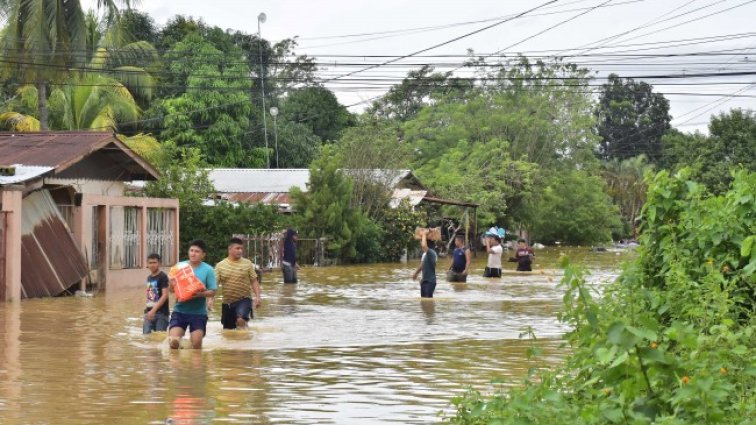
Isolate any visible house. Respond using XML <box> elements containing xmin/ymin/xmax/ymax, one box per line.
<box><xmin>206</xmin><ymin>168</ymin><xmax>474</xmax><ymax>212</ymax></box>
<box><xmin>0</xmin><ymin>132</ymin><xmax>179</xmax><ymax>301</ymax></box>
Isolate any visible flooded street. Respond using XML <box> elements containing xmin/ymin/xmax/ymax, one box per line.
<box><xmin>0</xmin><ymin>248</ymin><xmax>629</xmax><ymax>424</ymax></box>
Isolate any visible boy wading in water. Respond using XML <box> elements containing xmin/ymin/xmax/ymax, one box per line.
<box><xmin>413</xmin><ymin>229</ymin><xmax>438</xmax><ymax>298</ymax></box>
<box><xmin>484</xmin><ymin>234</ymin><xmax>503</xmax><ymax>278</ymax></box>
<box><xmin>215</xmin><ymin>237</ymin><xmax>261</xmax><ymax>330</ymax></box>
<box><xmin>143</xmin><ymin>253</ymin><xmax>169</xmax><ymax>334</ymax></box>
<box><xmin>509</xmin><ymin>238</ymin><xmax>535</xmax><ymax>271</ymax></box>
<box><xmin>168</xmin><ymin>240</ymin><xmax>217</xmax><ymax>349</ymax></box>
<box><xmin>280</xmin><ymin>229</ymin><xmax>299</xmax><ymax>283</ymax></box>
<box><xmin>447</xmin><ymin>234</ymin><xmax>471</xmax><ymax>282</ymax></box>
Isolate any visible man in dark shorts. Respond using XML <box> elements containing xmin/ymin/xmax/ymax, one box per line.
<box><xmin>484</xmin><ymin>234</ymin><xmax>503</xmax><ymax>278</ymax></box>
<box><xmin>280</xmin><ymin>229</ymin><xmax>299</xmax><ymax>283</ymax></box>
<box><xmin>168</xmin><ymin>240</ymin><xmax>217</xmax><ymax>349</ymax></box>
<box><xmin>446</xmin><ymin>234</ymin><xmax>471</xmax><ymax>282</ymax></box>
<box><xmin>215</xmin><ymin>237</ymin><xmax>261</xmax><ymax>330</ymax></box>
<box><xmin>509</xmin><ymin>239</ymin><xmax>536</xmax><ymax>271</ymax></box>
<box><xmin>413</xmin><ymin>229</ymin><xmax>438</xmax><ymax>298</ymax></box>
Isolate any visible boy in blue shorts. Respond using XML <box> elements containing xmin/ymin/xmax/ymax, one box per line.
<box><xmin>168</xmin><ymin>240</ymin><xmax>217</xmax><ymax>349</ymax></box>
<box><xmin>143</xmin><ymin>253</ymin><xmax>170</xmax><ymax>334</ymax></box>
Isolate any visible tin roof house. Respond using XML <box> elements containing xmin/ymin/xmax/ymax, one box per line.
<box><xmin>0</xmin><ymin>132</ymin><xmax>179</xmax><ymax>301</ymax></box>
<box><xmin>206</xmin><ymin>168</ymin><xmax>476</xmax><ymax>213</ymax></box>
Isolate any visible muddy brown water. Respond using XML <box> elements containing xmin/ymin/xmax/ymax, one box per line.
<box><xmin>0</xmin><ymin>247</ymin><xmax>631</xmax><ymax>424</ymax></box>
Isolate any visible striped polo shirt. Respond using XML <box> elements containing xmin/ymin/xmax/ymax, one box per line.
<box><xmin>214</xmin><ymin>257</ymin><xmax>257</xmax><ymax>304</ymax></box>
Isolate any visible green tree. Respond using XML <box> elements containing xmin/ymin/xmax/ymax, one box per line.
<box><xmin>368</xmin><ymin>65</ymin><xmax>473</xmax><ymax>121</ymax></box>
<box><xmin>449</xmin><ymin>170</ymin><xmax>756</xmax><ymax>424</ymax></box>
<box><xmin>524</xmin><ymin>169</ymin><xmax>621</xmax><ymax>245</ymax></box>
<box><xmin>596</xmin><ymin>73</ymin><xmax>671</xmax><ymax>162</ymax></box>
<box><xmin>0</xmin><ymin>75</ymin><xmax>141</xmax><ymax>131</ymax></box>
<box><xmin>155</xmin><ymin>33</ymin><xmax>265</xmax><ymax>167</ymax></box>
<box><xmin>273</xmin><ymin>120</ymin><xmax>321</xmax><ymax>168</ymax></box>
<box><xmin>662</xmin><ymin>109</ymin><xmax>756</xmax><ymax>194</ymax></box>
<box><xmin>291</xmin><ymin>145</ymin><xmax>369</xmax><ymax>262</ymax></box>
<box><xmin>281</xmin><ymin>86</ymin><xmax>355</xmax><ymax>142</ymax></box>
<box><xmin>601</xmin><ymin>154</ymin><xmax>654</xmax><ymax>236</ymax></box>
<box><xmin>333</xmin><ymin>120</ymin><xmax>412</xmax><ymax>220</ymax></box>
<box><xmin>0</xmin><ymin>0</ymin><xmax>130</xmax><ymax>129</ymax></box>
<box><xmin>120</xmin><ymin>9</ymin><xmax>158</xmax><ymax>45</ymax></box>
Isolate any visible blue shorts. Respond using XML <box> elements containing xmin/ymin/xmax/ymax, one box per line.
<box><xmin>143</xmin><ymin>311</ymin><xmax>169</xmax><ymax>334</ymax></box>
<box><xmin>168</xmin><ymin>311</ymin><xmax>208</xmax><ymax>335</ymax></box>
<box><xmin>221</xmin><ymin>297</ymin><xmax>253</xmax><ymax>329</ymax></box>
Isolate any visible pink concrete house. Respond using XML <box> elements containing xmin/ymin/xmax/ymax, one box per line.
<box><xmin>0</xmin><ymin>132</ymin><xmax>179</xmax><ymax>301</ymax></box>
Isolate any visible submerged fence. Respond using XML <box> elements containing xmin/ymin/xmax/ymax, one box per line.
<box><xmin>234</xmin><ymin>234</ymin><xmax>329</xmax><ymax>269</ymax></box>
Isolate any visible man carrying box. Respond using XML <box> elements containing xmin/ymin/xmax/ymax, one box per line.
<box><xmin>168</xmin><ymin>239</ymin><xmax>217</xmax><ymax>349</ymax></box>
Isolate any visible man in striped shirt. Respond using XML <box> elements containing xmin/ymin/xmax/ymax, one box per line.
<box><xmin>215</xmin><ymin>237</ymin><xmax>261</xmax><ymax>330</ymax></box>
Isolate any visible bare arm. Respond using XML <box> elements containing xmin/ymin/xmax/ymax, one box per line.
<box><xmin>251</xmin><ymin>278</ymin><xmax>261</xmax><ymax>305</ymax></box>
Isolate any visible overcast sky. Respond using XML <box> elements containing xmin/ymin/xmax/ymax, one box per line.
<box><xmin>84</xmin><ymin>0</ymin><xmax>756</xmax><ymax>133</ymax></box>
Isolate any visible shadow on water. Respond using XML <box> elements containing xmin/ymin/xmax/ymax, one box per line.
<box><xmin>0</xmin><ymin>247</ymin><xmax>629</xmax><ymax>424</ymax></box>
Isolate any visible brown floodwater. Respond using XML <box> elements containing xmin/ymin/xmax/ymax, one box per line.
<box><xmin>0</xmin><ymin>247</ymin><xmax>631</xmax><ymax>424</ymax></box>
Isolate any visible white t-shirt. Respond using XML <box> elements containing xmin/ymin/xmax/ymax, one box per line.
<box><xmin>487</xmin><ymin>244</ymin><xmax>503</xmax><ymax>269</ymax></box>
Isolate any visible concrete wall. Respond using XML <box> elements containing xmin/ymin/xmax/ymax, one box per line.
<box><xmin>45</xmin><ymin>178</ymin><xmax>127</xmax><ymax>197</ymax></box>
<box><xmin>0</xmin><ymin>187</ymin><xmax>22</xmax><ymax>302</ymax></box>
<box><xmin>74</xmin><ymin>194</ymin><xmax>179</xmax><ymax>293</ymax></box>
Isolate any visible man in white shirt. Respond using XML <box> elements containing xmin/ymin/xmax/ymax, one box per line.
<box><xmin>484</xmin><ymin>234</ymin><xmax>503</xmax><ymax>278</ymax></box>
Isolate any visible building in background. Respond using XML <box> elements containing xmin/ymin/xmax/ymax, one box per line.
<box><xmin>0</xmin><ymin>132</ymin><xmax>179</xmax><ymax>301</ymax></box>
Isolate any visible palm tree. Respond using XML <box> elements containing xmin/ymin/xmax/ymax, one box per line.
<box><xmin>602</xmin><ymin>154</ymin><xmax>654</xmax><ymax>235</ymax></box>
<box><xmin>1</xmin><ymin>75</ymin><xmax>140</xmax><ymax>131</ymax></box>
<box><xmin>0</xmin><ymin>0</ymin><xmax>132</xmax><ymax>130</ymax></box>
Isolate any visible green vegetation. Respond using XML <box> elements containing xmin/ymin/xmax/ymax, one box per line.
<box><xmin>2</xmin><ymin>3</ymin><xmax>754</xmax><ymax>253</ymax></box>
<box><xmin>446</xmin><ymin>170</ymin><xmax>756</xmax><ymax>424</ymax></box>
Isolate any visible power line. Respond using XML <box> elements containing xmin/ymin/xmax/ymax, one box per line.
<box><xmin>317</xmin><ymin>0</ymin><xmax>561</xmax><ymax>84</ymax></box>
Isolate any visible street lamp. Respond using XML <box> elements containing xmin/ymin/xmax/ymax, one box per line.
<box><xmin>270</xmin><ymin>106</ymin><xmax>279</xmax><ymax>168</ymax></box>
<box><xmin>257</xmin><ymin>12</ymin><xmax>270</xmax><ymax>168</ymax></box>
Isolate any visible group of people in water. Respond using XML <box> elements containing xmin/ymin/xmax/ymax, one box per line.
<box><xmin>413</xmin><ymin>228</ymin><xmax>536</xmax><ymax>299</ymax></box>
<box><xmin>142</xmin><ymin>230</ymin><xmax>299</xmax><ymax>349</ymax></box>
<box><xmin>143</xmin><ymin>227</ymin><xmax>535</xmax><ymax>348</ymax></box>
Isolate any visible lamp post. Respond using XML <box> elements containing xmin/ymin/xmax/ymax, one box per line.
<box><xmin>270</xmin><ymin>106</ymin><xmax>279</xmax><ymax>168</ymax></box>
<box><xmin>257</xmin><ymin>12</ymin><xmax>270</xmax><ymax>168</ymax></box>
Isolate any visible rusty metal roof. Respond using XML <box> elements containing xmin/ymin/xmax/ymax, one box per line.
<box><xmin>20</xmin><ymin>190</ymin><xmax>88</xmax><ymax>298</ymax></box>
<box><xmin>221</xmin><ymin>192</ymin><xmax>293</xmax><ymax>205</ymax></box>
<box><xmin>0</xmin><ymin>132</ymin><xmax>159</xmax><ymax>181</ymax></box>
<box><xmin>208</xmin><ymin>169</ymin><xmax>311</xmax><ymax>193</ymax></box>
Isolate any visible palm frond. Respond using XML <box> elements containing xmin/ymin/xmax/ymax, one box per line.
<box><xmin>121</xmin><ymin>133</ymin><xmax>160</xmax><ymax>163</ymax></box>
<box><xmin>111</xmin><ymin>65</ymin><xmax>153</xmax><ymax>100</ymax></box>
<box><xmin>0</xmin><ymin>111</ymin><xmax>41</xmax><ymax>131</ymax></box>
<box><xmin>104</xmin><ymin>40</ymin><xmax>158</xmax><ymax>68</ymax></box>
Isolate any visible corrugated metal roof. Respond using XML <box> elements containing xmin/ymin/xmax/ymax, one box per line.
<box><xmin>20</xmin><ymin>190</ymin><xmax>88</xmax><ymax>298</ymax></box>
<box><xmin>0</xmin><ymin>132</ymin><xmax>159</xmax><ymax>180</ymax></box>
<box><xmin>389</xmin><ymin>189</ymin><xmax>428</xmax><ymax>207</ymax></box>
<box><xmin>208</xmin><ymin>169</ymin><xmax>311</xmax><ymax>193</ymax></box>
<box><xmin>222</xmin><ymin>192</ymin><xmax>292</xmax><ymax>205</ymax></box>
<box><xmin>207</xmin><ymin>168</ymin><xmax>417</xmax><ymax>193</ymax></box>
<box><xmin>0</xmin><ymin>164</ymin><xmax>54</xmax><ymax>185</ymax></box>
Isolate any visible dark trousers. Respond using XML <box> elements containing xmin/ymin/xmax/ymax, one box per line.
<box><xmin>282</xmin><ymin>263</ymin><xmax>298</xmax><ymax>283</ymax></box>
<box><xmin>420</xmin><ymin>281</ymin><xmax>436</xmax><ymax>298</ymax></box>
<box><xmin>484</xmin><ymin>267</ymin><xmax>502</xmax><ymax>278</ymax></box>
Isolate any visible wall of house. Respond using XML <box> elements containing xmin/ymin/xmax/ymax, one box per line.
<box><xmin>0</xmin><ymin>187</ymin><xmax>23</xmax><ymax>302</ymax></box>
<box><xmin>45</xmin><ymin>178</ymin><xmax>127</xmax><ymax>197</ymax></box>
<box><xmin>74</xmin><ymin>194</ymin><xmax>179</xmax><ymax>292</ymax></box>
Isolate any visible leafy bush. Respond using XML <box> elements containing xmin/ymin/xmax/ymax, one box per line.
<box><xmin>446</xmin><ymin>170</ymin><xmax>756</xmax><ymax>425</ymax></box>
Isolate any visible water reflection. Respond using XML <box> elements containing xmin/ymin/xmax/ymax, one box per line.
<box><xmin>0</xmin><ymin>247</ymin><xmax>627</xmax><ymax>424</ymax></box>
<box><xmin>420</xmin><ymin>299</ymin><xmax>436</xmax><ymax>325</ymax></box>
